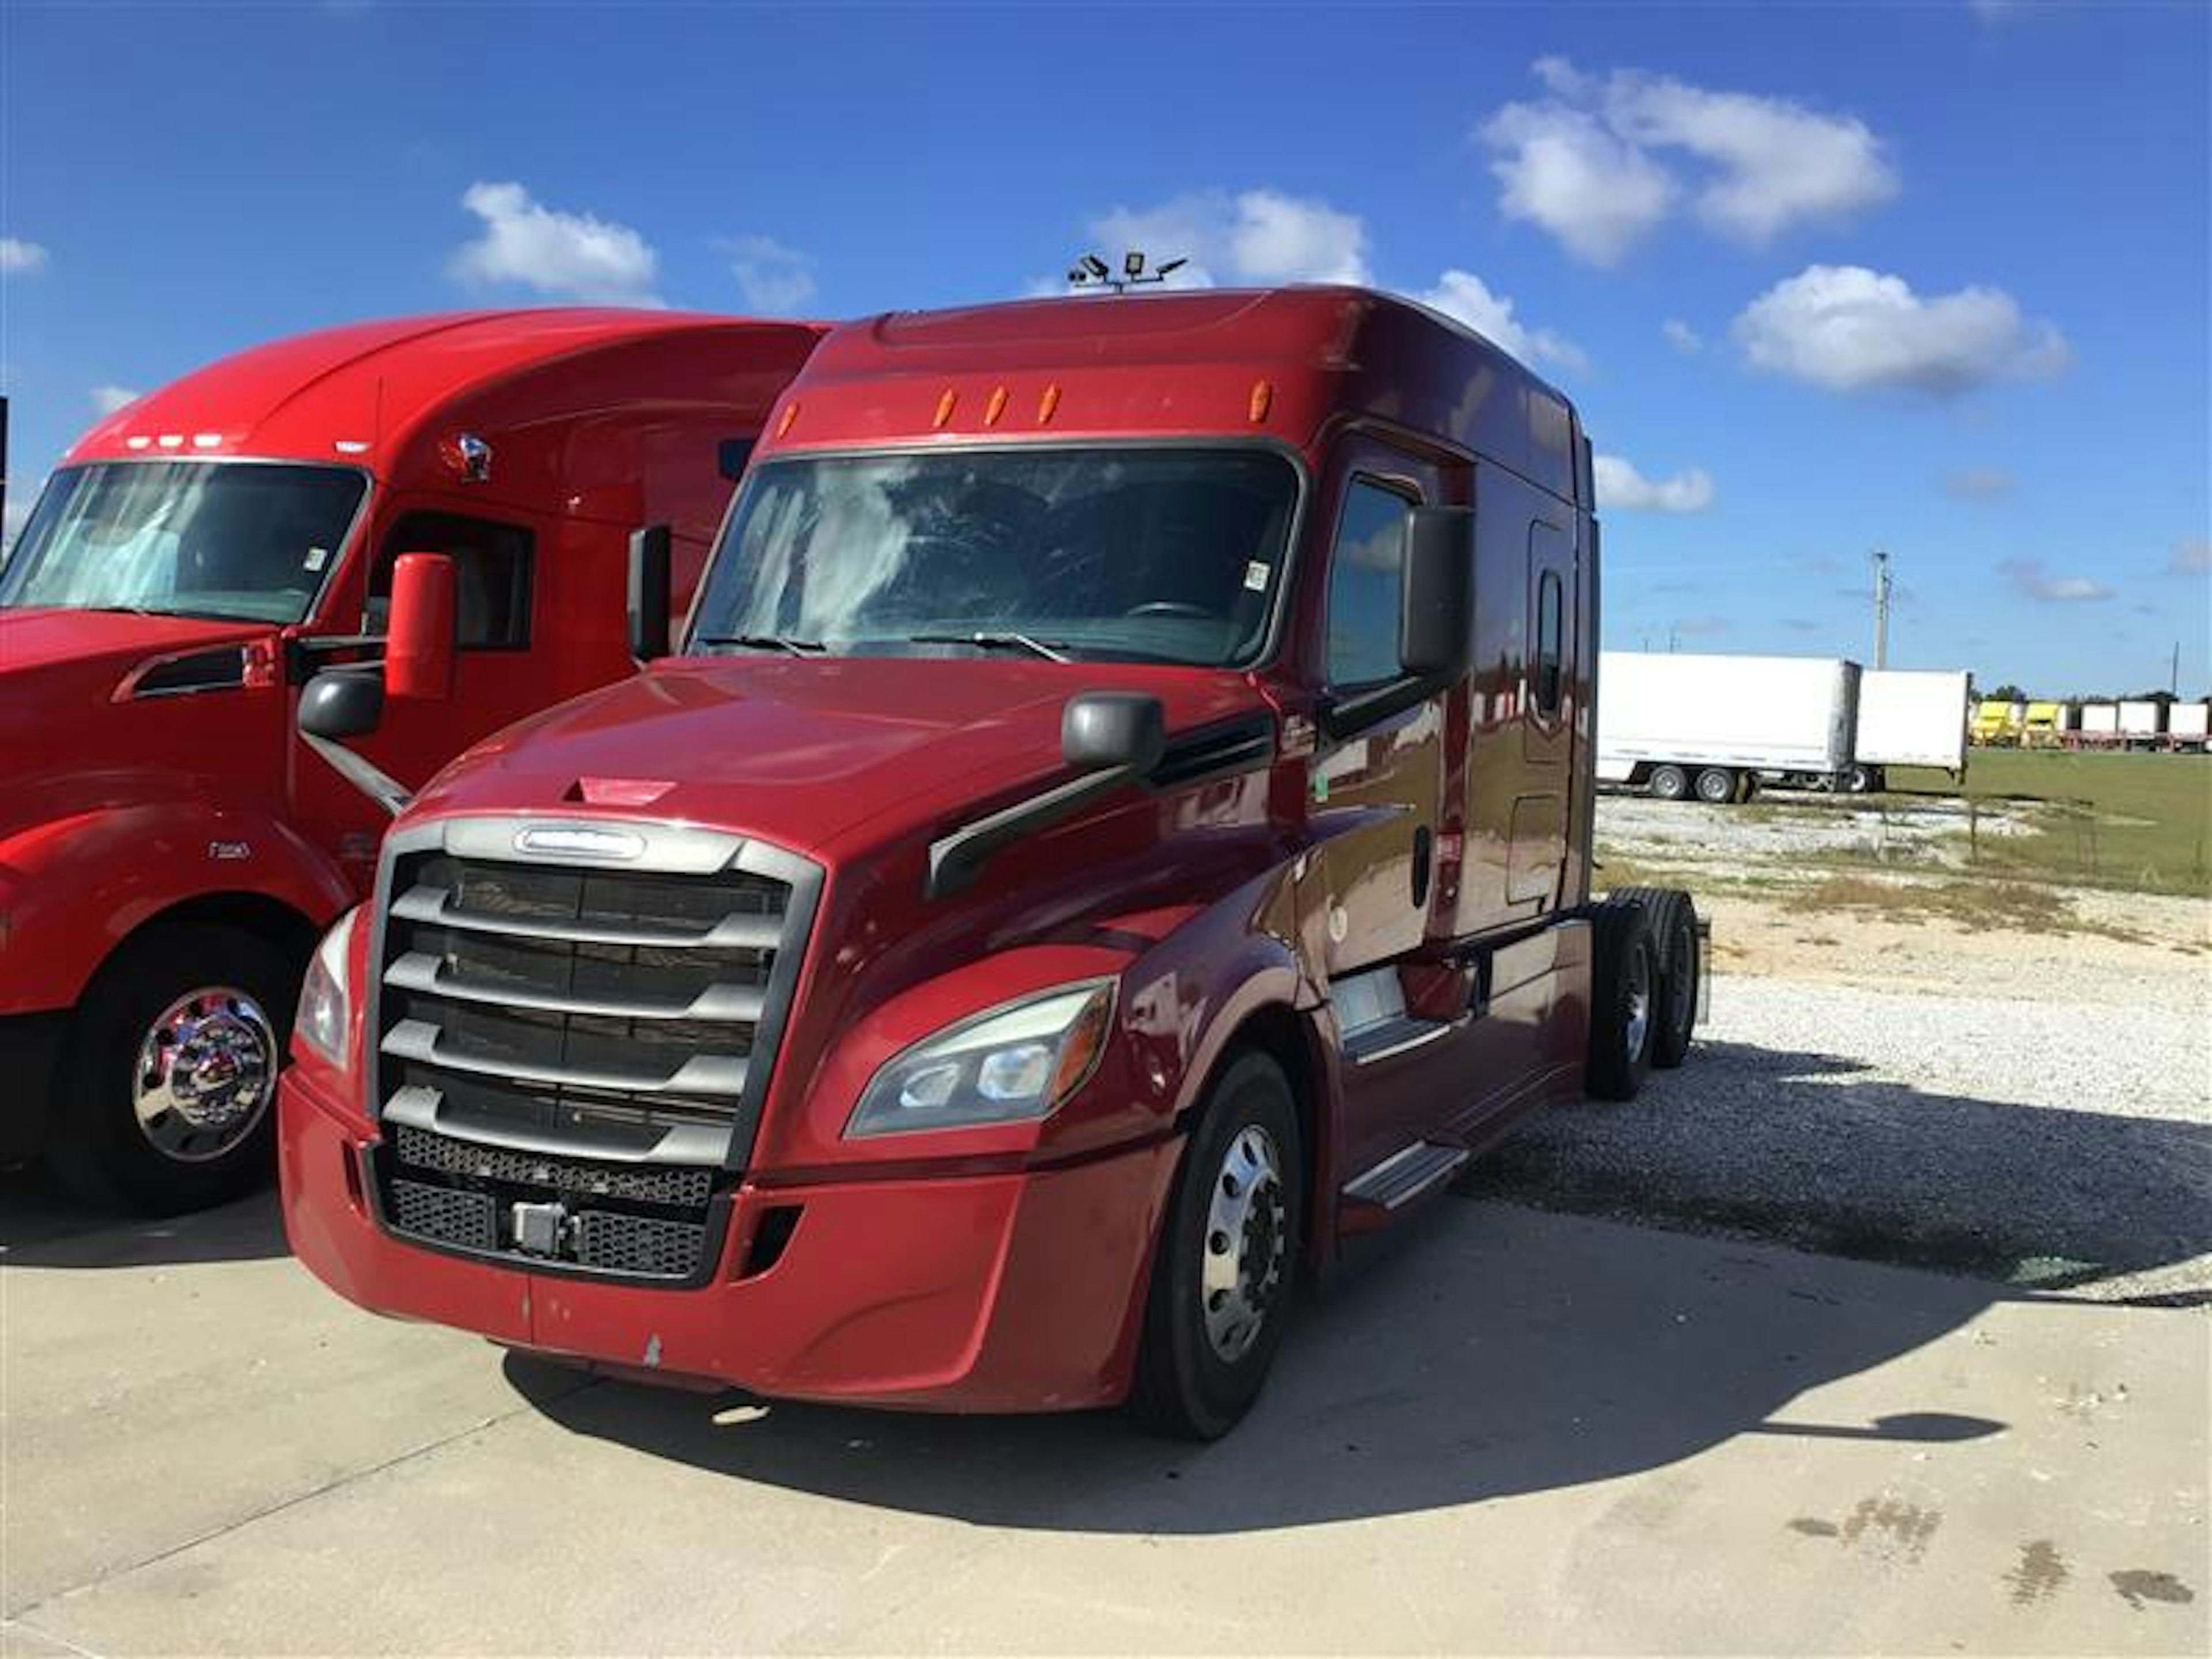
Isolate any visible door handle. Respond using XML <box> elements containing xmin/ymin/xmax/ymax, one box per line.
<box><xmin>1411</xmin><ymin>824</ymin><xmax>1433</xmax><ymax>908</ymax></box>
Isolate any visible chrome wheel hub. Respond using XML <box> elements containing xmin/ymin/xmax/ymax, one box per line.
<box><xmin>132</xmin><ymin>987</ymin><xmax>276</xmax><ymax>1164</ymax></box>
<box><xmin>1623</xmin><ymin>947</ymin><xmax>1653</xmax><ymax>1063</ymax></box>
<box><xmin>1200</xmin><ymin>1123</ymin><xmax>1287</xmax><ymax>1363</ymax></box>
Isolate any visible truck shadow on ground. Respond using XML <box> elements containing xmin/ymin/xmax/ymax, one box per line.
<box><xmin>506</xmin><ymin>1195</ymin><xmax>2013</xmax><ymax>1535</ymax></box>
<box><xmin>1467</xmin><ymin>1041</ymin><xmax>2212</xmax><ymax>1301</ymax></box>
<box><xmin>0</xmin><ymin>1167</ymin><xmax>286</xmax><ymax>1266</ymax></box>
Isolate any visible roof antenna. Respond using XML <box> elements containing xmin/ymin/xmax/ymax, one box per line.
<box><xmin>1066</xmin><ymin>251</ymin><xmax>1188</xmax><ymax>294</ymax></box>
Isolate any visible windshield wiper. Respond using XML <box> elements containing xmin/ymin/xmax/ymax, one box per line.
<box><xmin>908</xmin><ymin>631</ymin><xmax>1072</xmax><ymax>664</ymax></box>
<box><xmin>695</xmin><ymin>633</ymin><xmax>828</xmax><ymax>657</ymax></box>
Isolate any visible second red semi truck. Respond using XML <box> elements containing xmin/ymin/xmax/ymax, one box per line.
<box><xmin>279</xmin><ymin>286</ymin><xmax>1704</xmax><ymax>1438</ymax></box>
<box><xmin>0</xmin><ymin>310</ymin><xmax>823</xmax><ymax>1210</ymax></box>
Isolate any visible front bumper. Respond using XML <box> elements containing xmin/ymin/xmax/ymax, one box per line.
<box><xmin>279</xmin><ymin>1067</ymin><xmax>1183</xmax><ymax>1412</ymax></box>
<box><xmin>0</xmin><ymin>1010</ymin><xmax>69</xmax><ymax>1164</ymax></box>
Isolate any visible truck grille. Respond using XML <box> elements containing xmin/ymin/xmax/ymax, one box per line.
<box><xmin>365</xmin><ymin>823</ymin><xmax>820</xmax><ymax>1285</ymax></box>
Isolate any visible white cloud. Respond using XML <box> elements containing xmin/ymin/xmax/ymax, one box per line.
<box><xmin>449</xmin><ymin>181</ymin><xmax>661</xmax><ymax>306</ymax></box>
<box><xmin>1482</xmin><ymin>60</ymin><xmax>1896</xmax><ymax>263</ymax></box>
<box><xmin>90</xmin><ymin>384</ymin><xmax>142</xmax><ymax>416</ymax></box>
<box><xmin>2171</xmin><ymin>537</ymin><xmax>2211</xmax><ymax>575</ymax></box>
<box><xmin>1999</xmin><ymin>558</ymin><xmax>2112</xmax><ymax>603</ymax></box>
<box><xmin>725</xmin><ymin>234</ymin><xmax>816</xmax><ymax>315</ymax></box>
<box><xmin>1085</xmin><ymin>188</ymin><xmax>1369</xmax><ymax>289</ymax></box>
<box><xmin>1734</xmin><ymin>264</ymin><xmax>2070</xmax><ymax>395</ymax></box>
<box><xmin>0</xmin><ymin>237</ymin><xmax>49</xmax><ymax>275</ymax></box>
<box><xmin>1943</xmin><ymin>467</ymin><xmax>2014</xmax><ymax>500</ymax></box>
<box><xmin>1662</xmin><ymin>318</ymin><xmax>1702</xmax><ymax>353</ymax></box>
<box><xmin>1594</xmin><ymin>454</ymin><xmax>1716</xmax><ymax>513</ymax></box>
<box><xmin>1416</xmin><ymin>270</ymin><xmax>1586</xmax><ymax>372</ymax></box>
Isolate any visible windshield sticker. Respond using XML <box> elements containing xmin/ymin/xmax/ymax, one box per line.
<box><xmin>1244</xmin><ymin>560</ymin><xmax>1271</xmax><ymax>592</ymax></box>
<box><xmin>304</xmin><ymin>546</ymin><xmax>330</xmax><ymax>572</ymax></box>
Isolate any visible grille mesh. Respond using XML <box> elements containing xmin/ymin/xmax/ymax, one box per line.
<box><xmin>392</xmin><ymin>1125</ymin><xmax>713</xmax><ymax>1208</ymax></box>
<box><xmin>389</xmin><ymin>1179</ymin><xmax>496</xmax><ymax>1251</ymax></box>
<box><xmin>571</xmin><ymin>1211</ymin><xmax>707</xmax><ymax>1278</ymax></box>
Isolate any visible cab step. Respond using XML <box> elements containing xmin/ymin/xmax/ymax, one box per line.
<box><xmin>1340</xmin><ymin>1139</ymin><xmax>1471</xmax><ymax>1215</ymax></box>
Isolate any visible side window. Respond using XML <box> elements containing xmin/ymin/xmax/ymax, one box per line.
<box><xmin>367</xmin><ymin>512</ymin><xmax>533</xmax><ymax>649</ymax></box>
<box><xmin>1324</xmin><ymin>480</ymin><xmax>1414</xmax><ymax>688</ymax></box>
<box><xmin>1534</xmin><ymin>569</ymin><xmax>1563</xmax><ymax>717</ymax></box>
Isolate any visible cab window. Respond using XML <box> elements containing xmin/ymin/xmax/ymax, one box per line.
<box><xmin>1323</xmin><ymin>480</ymin><xmax>1414</xmax><ymax>688</ymax></box>
<box><xmin>1534</xmin><ymin>569</ymin><xmax>1564</xmax><ymax>717</ymax></box>
<box><xmin>367</xmin><ymin>512</ymin><xmax>533</xmax><ymax>649</ymax></box>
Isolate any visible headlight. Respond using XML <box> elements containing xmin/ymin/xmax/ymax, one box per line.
<box><xmin>296</xmin><ymin>904</ymin><xmax>361</xmax><ymax>1067</ymax></box>
<box><xmin>844</xmin><ymin>980</ymin><xmax>1115</xmax><ymax>1138</ymax></box>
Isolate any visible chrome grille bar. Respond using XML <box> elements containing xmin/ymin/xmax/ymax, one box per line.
<box><xmin>384</xmin><ymin>950</ymin><xmax>767</xmax><ymax>1024</ymax></box>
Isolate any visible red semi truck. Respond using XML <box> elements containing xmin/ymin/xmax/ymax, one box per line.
<box><xmin>0</xmin><ymin>310</ymin><xmax>823</xmax><ymax>1210</ymax></box>
<box><xmin>279</xmin><ymin>286</ymin><xmax>1703</xmax><ymax>1438</ymax></box>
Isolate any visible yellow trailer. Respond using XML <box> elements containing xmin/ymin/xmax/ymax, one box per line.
<box><xmin>1971</xmin><ymin>699</ymin><xmax>2025</xmax><ymax>746</ymax></box>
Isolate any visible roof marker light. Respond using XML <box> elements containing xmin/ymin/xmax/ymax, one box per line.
<box><xmin>157</xmin><ymin>434</ymin><xmax>184</xmax><ymax>449</ymax></box>
<box><xmin>334</xmin><ymin>440</ymin><xmax>370</xmax><ymax>455</ymax></box>
<box><xmin>775</xmin><ymin>402</ymin><xmax>799</xmax><ymax>439</ymax></box>
<box><xmin>1248</xmin><ymin>380</ymin><xmax>1273</xmax><ymax>424</ymax></box>
<box><xmin>126</xmin><ymin>436</ymin><xmax>151</xmax><ymax>451</ymax></box>
<box><xmin>1037</xmin><ymin>384</ymin><xmax>1062</xmax><ymax>425</ymax></box>
<box><xmin>984</xmin><ymin>386</ymin><xmax>1009</xmax><ymax>427</ymax></box>
<box><xmin>932</xmin><ymin>388</ymin><xmax>958</xmax><ymax>430</ymax></box>
<box><xmin>192</xmin><ymin>433</ymin><xmax>222</xmax><ymax>449</ymax></box>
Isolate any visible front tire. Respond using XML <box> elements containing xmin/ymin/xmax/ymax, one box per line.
<box><xmin>46</xmin><ymin>923</ymin><xmax>294</xmax><ymax>1214</ymax></box>
<box><xmin>1129</xmin><ymin>1051</ymin><xmax>1304</xmax><ymax>1441</ymax></box>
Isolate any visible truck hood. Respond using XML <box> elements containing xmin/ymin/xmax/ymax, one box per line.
<box><xmin>0</xmin><ymin>606</ymin><xmax>266</xmax><ymax>677</ymax></box>
<box><xmin>411</xmin><ymin>656</ymin><xmax>1274</xmax><ymax>858</ymax></box>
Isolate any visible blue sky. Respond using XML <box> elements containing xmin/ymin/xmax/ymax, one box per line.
<box><xmin>3</xmin><ymin>0</ymin><xmax>2206</xmax><ymax>695</ymax></box>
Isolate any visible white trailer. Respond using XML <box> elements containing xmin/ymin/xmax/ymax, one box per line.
<box><xmin>2075</xmin><ymin>703</ymin><xmax>2122</xmax><ymax>747</ymax></box>
<box><xmin>1596</xmin><ymin>652</ymin><xmax>1861</xmax><ymax>804</ymax></box>
<box><xmin>1840</xmin><ymin>669</ymin><xmax>1972</xmax><ymax>791</ymax></box>
<box><xmin>2168</xmin><ymin>700</ymin><xmax>2210</xmax><ymax>750</ymax></box>
<box><xmin>2118</xmin><ymin>699</ymin><xmax>2168</xmax><ymax>747</ymax></box>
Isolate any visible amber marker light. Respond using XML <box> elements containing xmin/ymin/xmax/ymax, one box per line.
<box><xmin>984</xmin><ymin>386</ymin><xmax>1009</xmax><ymax>427</ymax></box>
<box><xmin>1037</xmin><ymin>383</ymin><xmax>1062</xmax><ymax>425</ymax></box>
<box><xmin>933</xmin><ymin>388</ymin><xmax>959</xmax><ymax>429</ymax></box>
<box><xmin>1249</xmin><ymin>380</ymin><xmax>1274</xmax><ymax>423</ymax></box>
<box><xmin>775</xmin><ymin>402</ymin><xmax>800</xmax><ymax>438</ymax></box>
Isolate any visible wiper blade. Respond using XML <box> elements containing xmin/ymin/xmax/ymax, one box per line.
<box><xmin>695</xmin><ymin>633</ymin><xmax>827</xmax><ymax>656</ymax></box>
<box><xmin>908</xmin><ymin>631</ymin><xmax>1071</xmax><ymax>664</ymax></box>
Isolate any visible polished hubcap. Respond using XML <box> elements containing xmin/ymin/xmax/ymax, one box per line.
<box><xmin>132</xmin><ymin>987</ymin><xmax>276</xmax><ymax>1163</ymax></box>
<box><xmin>1623</xmin><ymin>946</ymin><xmax>1653</xmax><ymax>1063</ymax></box>
<box><xmin>1200</xmin><ymin>1124</ymin><xmax>1287</xmax><ymax>1363</ymax></box>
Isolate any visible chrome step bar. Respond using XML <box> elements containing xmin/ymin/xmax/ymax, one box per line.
<box><xmin>1342</xmin><ymin>1141</ymin><xmax>1471</xmax><ymax>1212</ymax></box>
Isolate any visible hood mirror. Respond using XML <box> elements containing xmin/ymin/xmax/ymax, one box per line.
<box><xmin>1063</xmin><ymin>691</ymin><xmax>1166</xmax><ymax>774</ymax></box>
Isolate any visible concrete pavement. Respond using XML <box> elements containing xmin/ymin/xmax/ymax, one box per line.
<box><xmin>3</xmin><ymin>1177</ymin><xmax>2205</xmax><ymax>1654</ymax></box>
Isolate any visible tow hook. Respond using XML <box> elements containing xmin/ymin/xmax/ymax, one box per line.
<box><xmin>512</xmin><ymin>1200</ymin><xmax>569</xmax><ymax>1257</ymax></box>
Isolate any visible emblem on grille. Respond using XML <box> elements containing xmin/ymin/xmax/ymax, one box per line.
<box><xmin>512</xmin><ymin>824</ymin><xmax>647</xmax><ymax>861</ymax></box>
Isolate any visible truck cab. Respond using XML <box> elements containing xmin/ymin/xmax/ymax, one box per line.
<box><xmin>278</xmin><ymin>287</ymin><xmax>1702</xmax><ymax>1437</ymax></box>
<box><xmin>0</xmin><ymin>310</ymin><xmax>822</xmax><ymax>1210</ymax></box>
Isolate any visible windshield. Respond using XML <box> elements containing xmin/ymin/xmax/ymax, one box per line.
<box><xmin>687</xmin><ymin>446</ymin><xmax>1300</xmax><ymax>667</ymax></box>
<box><xmin>0</xmin><ymin>461</ymin><xmax>366</xmax><ymax>626</ymax></box>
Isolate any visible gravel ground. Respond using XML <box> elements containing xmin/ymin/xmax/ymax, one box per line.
<box><xmin>1600</xmin><ymin>793</ymin><xmax>2038</xmax><ymax>866</ymax></box>
<box><xmin>1469</xmin><ymin>974</ymin><xmax>2212</xmax><ymax>1304</ymax></box>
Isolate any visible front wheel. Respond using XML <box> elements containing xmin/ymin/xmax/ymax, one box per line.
<box><xmin>1588</xmin><ymin>899</ymin><xmax>1658</xmax><ymax>1100</ymax></box>
<box><xmin>1128</xmin><ymin>1052</ymin><xmax>1304</xmax><ymax>1440</ymax></box>
<box><xmin>46</xmin><ymin>923</ymin><xmax>295</xmax><ymax>1214</ymax></box>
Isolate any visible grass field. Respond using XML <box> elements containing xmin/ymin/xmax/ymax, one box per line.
<box><xmin>1887</xmin><ymin>749</ymin><xmax>2211</xmax><ymax>895</ymax></box>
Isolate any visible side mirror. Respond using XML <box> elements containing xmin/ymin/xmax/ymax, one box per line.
<box><xmin>1400</xmin><ymin>506</ymin><xmax>1474</xmax><ymax>680</ymax></box>
<box><xmin>628</xmin><ymin>524</ymin><xmax>673</xmax><ymax>661</ymax></box>
<box><xmin>299</xmin><ymin>669</ymin><xmax>386</xmax><ymax>740</ymax></box>
<box><xmin>385</xmin><ymin>551</ymin><xmax>456</xmax><ymax>700</ymax></box>
<box><xmin>1063</xmin><ymin>691</ymin><xmax>1166</xmax><ymax>774</ymax></box>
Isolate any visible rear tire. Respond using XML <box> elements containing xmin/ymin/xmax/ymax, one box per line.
<box><xmin>1842</xmin><ymin>764</ymin><xmax>1876</xmax><ymax>794</ymax></box>
<box><xmin>1647</xmin><ymin>764</ymin><xmax>1690</xmax><ymax>802</ymax></box>
<box><xmin>1607</xmin><ymin>886</ymin><xmax>1699</xmax><ymax>1069</ymax></box>
<box><xmin>1694</xmin><ymin>767</ymin><xmax>1736</xmax><ymax>805</ymax></box>
<box><xmin>46</xmin><ymin>923</ymin><xmax>294</xmax><ymax>1215</ymax></box>
<box><xmin>1588</xmin><ymin>899</ymin><xmax>1658</xmax><ymax>1101</ymax></box>
<box><xmin>1129</xmin><ymin>1052</ymin><xmax>1304</xmax><ymax>1441</ymax></box>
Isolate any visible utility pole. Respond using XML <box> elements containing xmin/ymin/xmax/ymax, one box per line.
<box><xmin>1870</xmin><ymin>548</ymin><xmax>1892</xmax><ymax>669</ymax></box>
<box><xmin>2173</xmin><ymin>641</ymin><xmax>2182</xmax><ymax>697</ymax></box>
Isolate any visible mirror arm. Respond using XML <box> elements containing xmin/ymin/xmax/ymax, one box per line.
<box><xmin>1319</xmin><ymin>669</ymin><xmax>1458</xmax><ymax>741</ymax></box>
<box><xmin>924</xmin><ymin>764</ymin><xmax>1139</xmax><ymax>901</ymax></box>
<box><xmin>300</xmin><ymin>730</ymin><xmax>411</xmax><ymax>819</ymax></box>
